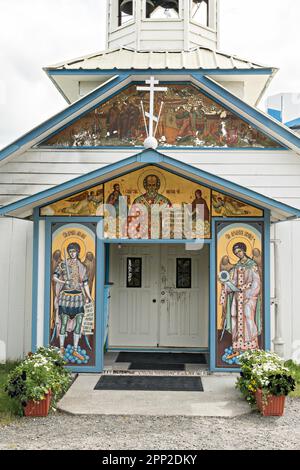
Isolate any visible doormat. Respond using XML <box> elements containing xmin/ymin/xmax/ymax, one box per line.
<box><xmin>128</xmin><ymin>363</ymin><xmax>185</xmax><ymax>371</ymax></box>
<box><xmin>116</xmin><ymin>352</ymin><xmax>207</xmax><ymax>365</ymax></box>
<box><xmin>94</xmin><ymin>375</ymin><xmax>204</xmax><ymax>392</ymax></box>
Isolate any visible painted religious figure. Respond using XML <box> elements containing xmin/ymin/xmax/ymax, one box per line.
<box><xmin>41</xmin><ymin>185</ymin><xmax>104</xmax><ymax>217</ymax></box>
<box><xmin>51</xmin><ymin>224</ymin><xmax>96</xmax><ymax>366</ymax></box>
<box><xmin>216</xmin><ymin>222</ymin><xmax>263</xmax><ymax>367</ymax></box>
<box><xmin>41</xmin><ymin>84</ymin><xmax>281</xmax><ymax>149</ymax></box>
<box><xmin>104</xmin><ymin>166</ymin><xmax>211</xmax><ymax>239</ymax></box>
<box><xmin>212</xmin><ymin>191</ymin><xmax>263</xmax><ymax>218</ymax></box>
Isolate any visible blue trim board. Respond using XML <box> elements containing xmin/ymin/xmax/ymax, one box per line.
<box><xmin>43</xmin><ymin>219</ymin><xmax>52</xmax><ymax>347</ymax></box>
<box><xmin>37</xmin><ymin>79</ymin><xmax>284</xmax><ymax>150</ymax></box>
<box><xmin>268</xmin><ymin>108</ymin><xmax>282</xmax><ymax>123</ymax></box>
<box><xmin>46</xmin><ymin>68</ymin><xmax>276</xmax><ymax>77</ymax></box>
<box><xmin>37</xmin><ymin>145</ymin><xmax>286</xmax><ymax>152</ymax></box>
<box><xmin>264</xmin><ymin>211</ymin><xmax>271</xmax><ymax>351</ymax></box>
<box><xmin>209</xmin><ymin>217</ymin><xmax>216</xmax><ymax>371</ymax></box>
<box><xmin>0</xmin><ymin>70</ymin><xmax>298</xmax><ymax>165</ymax></box>
<box><xmin>286</xmin><ymin>117</ymin><xmax>300</xmax><ymax>129</ymax></box>
<box><xmin>31</xmin><ymin>208</ymin><xmax>40</xmax><ymax>352</ymax></box>
<box><xmin>1</xmin><ymin>149</ymin><xmax>300</xmax><ymax>219</ymax></box>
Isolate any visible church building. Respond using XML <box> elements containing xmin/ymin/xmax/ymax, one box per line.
<box><xmin>0</xmin><ymin>0</ymin><xmax>300</xmax><ymax>372</ymax></box>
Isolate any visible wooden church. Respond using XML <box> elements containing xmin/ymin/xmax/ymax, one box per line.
<box><xmin>0</xmin><ymin>0</ymin><xmax>300</xmax><ymax>372</ymax></box>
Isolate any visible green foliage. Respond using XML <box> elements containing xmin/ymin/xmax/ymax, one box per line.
<box><xmin>5</xmin><ymin>347</ymin><xmax>72</xmax><ymax>412</ymax></box>
<box><xmin>0</xmin><ymin>362</ymin><xmax>22</xmax><ymax>421</ymax></box>
<box><xmin>284</xmin><ymin>360</ymin><xmax>300</xmax><ymax>398</ymax></box>
<box><xmin>236</xmin><ymin>350</ymin><xmax>296</xmax><ymax>406</ymax></box>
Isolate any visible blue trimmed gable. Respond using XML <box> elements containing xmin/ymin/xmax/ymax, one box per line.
<box><xmin>1</xmin><ymin>149</ymin><xmax>300</xmax><ymax>221</ymax></box>
<box><xmin>0</xmin><ymin>71</ymin><xmax>299</xmax><ymax>164</ymax></box>
<box><xmin>37</xmin><ymin>81</ymin><xmax>282</xmax><ymax>150</ymax></box>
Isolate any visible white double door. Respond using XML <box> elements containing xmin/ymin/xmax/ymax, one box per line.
<box><xmin>109</xmin><ymin>244</ymin><xmax>209</xmax><ymax>348</ymax></box>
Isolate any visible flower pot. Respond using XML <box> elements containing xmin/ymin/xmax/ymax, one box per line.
<box><xmin>24</xmin><ymin>391</ymin><xmax>52</xmax><ymax>417</ymax></box>
<box><xmin>255</xmin><ymin>389</ymin><xmax>286</xmax><ymax>416</ymax></box>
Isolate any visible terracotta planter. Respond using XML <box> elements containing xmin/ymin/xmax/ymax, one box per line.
<box><xmin>24</xmin><ymin>391</ymin><xmax>52</xmax><ymax>417</ymax></box>
<box><xmin>255</xmin><ymin>389</ymin><xmax>286</xmax><ymax>416</ymax></box>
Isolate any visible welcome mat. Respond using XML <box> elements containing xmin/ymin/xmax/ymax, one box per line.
<box><xmin>128</xmin><ymin>363</ymin><xmax>185</xmax><ymax>371</ymax></box>
<box><xmin>94</xmin><ymin>375</ymin><xmax>204</xmax><ymax>392</ymax></box>
<box><xmin>116</xmin><ymin>352</ymin><xmax>207</xmax><ymax>365</ymax></box>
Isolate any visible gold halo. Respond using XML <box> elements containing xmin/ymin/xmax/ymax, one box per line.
<box><xmin>137</xmin><ymin>168</ymin><xmax>167</xmax><ymax>195</ymax></box>
<box><xmin>226</xmin><ymin>236</ymin><xmax>254</xmax><ymax>264</ymax></box>
<box><xmin>61</xmin><ymin>237</ymin><xmax>87</xmax><ymax>261</ymax></box>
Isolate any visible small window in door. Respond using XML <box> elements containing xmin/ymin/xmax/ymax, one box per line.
<box><xmin>127</xmin><ymin>258</ymin><xmax>142</xmax><ymax>288</ymax></box>
<box><xmin>176</xmin><ymin>258</ymin><xmax>192</xmax><ymax>289</ymax></box>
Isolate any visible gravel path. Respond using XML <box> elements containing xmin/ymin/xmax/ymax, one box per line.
<box><xmin>0</xmin><ymin>398</ymin><xmax>299</xmax><ymax>450</ymax></box>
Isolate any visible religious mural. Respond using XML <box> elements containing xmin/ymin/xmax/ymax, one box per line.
<box><xmin>50</xmin><ymin>223</ymin><xmax>96</xmax><ymax>366</ymax></box>
<box><xmin>103</xmin><ymin>165</ymin><xmax>211</xmax><ymax>239</ymax></box>
<box><xmin>40</xmin><ymin>185</ymin><xmax>104</xmax><ymax>217</ymax></box>
<box><xmin>216</xmin><ymin>222</ymin><xmax>264</xmax><ymax>368</ymax></box>
<box><xmin>41</xmin><ymin>84</ymin><xmax>281</xmax><ymax>149</ymax></box>
<box><xmin>212</xmin><ymin>191</ymin><xmax>263</xmax><ymax>218</ymax></box>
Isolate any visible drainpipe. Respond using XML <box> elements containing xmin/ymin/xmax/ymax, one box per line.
<box><xmin>271</xmin><ymin>224</ymin><xmax>285</xmax><ymax>357</ymax></box>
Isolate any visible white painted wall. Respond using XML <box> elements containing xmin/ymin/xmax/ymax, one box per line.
<box><xmin>0</xmin><ymin>218</ymin><xmax>32</xmax><ymax>361</ymax></box>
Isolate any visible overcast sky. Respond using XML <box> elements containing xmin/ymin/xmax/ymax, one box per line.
<box><xmin>0</xmin><ymin>0</ymin><xmax>299</xmax><ymax>149</ymax></box>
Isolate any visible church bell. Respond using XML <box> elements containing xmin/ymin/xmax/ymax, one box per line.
<box><xmin>154</xmin><ymin>1</ymin><xmax>179</xmax><ymax>11</ymax></box>
<box><xmin>119</xmin><ymin>0</ymin><xmax>133</xmax><ymax>16</ymax></box>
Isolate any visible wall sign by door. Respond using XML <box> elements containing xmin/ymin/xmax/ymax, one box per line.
<box><xmin>216</xmin><ymin>221</ymin><xmax>264</xmax><ymax>368</ymax></box>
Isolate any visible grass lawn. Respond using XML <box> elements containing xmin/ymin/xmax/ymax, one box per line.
<box><xmin>0</xmin><ymin>362</ymin><xmax>21</xmax><ymax>426</ymax></box>
<box><xmin>285</xmin><ymin>360</ymin><xmax>300</xmax><ymax>398</ymax></box>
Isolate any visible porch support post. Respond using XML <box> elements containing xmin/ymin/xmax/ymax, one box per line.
<box><xmin>272</xmin><ymin>225</ymin><xmax>285</xmax><ymax>357</ymax></box>
<box><xmin>96</xmin><ymin>218</ymin><xmax>105</xmax><ymax>372</ymax></box>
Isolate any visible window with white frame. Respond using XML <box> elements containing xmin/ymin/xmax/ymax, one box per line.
<box><xmin>118</xmin><ymin>0</ymin><xmax>134</xmax><ymax>26</ymax></box>
<box><xmin>145</xmin><ymin>0</ymin><xmax>180</xmax><ymax>19</ymax></box>
<box><xmin>191</xmin><ymin>0</ymin><xmax>209</xmax><ymax>27</ymax></box>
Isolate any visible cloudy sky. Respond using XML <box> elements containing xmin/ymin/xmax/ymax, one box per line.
<box><xmin>0</xmin><ymin>0</ymin><xmax>299</xmax><ymax>149</ymax></box>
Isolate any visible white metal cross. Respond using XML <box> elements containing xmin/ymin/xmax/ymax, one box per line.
<box><xmin>137</xmin><ymin>77</ymin><xmax>167</xmax><ymax>140</ymax></box>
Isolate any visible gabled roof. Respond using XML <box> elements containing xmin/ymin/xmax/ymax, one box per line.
<box><xmin>0</xmin><ymin>149</ymin><xmax>300</xmax><ymax>223</ymax></box>
<box><xmin>286</xmin><ymin>117</ymin><xmax>300</xmax><ymax>129</ymax></box>
<box><xmin>0</xmin><ymin>71</ymin><xmax>299</xmax><ymax>174</ymax></box>
<box><xmin>45</xmin><ymin>46</ymin><xmax>278</xmax><ymax>106</ymax></box>
<box><xmin>46</xmin><ymin>46</ymin><xmax>275</xmax><ymax>71</ymax></box>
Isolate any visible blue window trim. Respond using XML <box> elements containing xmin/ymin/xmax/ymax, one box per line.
<box><xmin>36</xmin><ymin>79</ymin><xmax>284</xmax><ymax>150</ymax></box>
<box><xmin>43</xmin><ymin>217</ymin><xmax>105</xmax><ymax>373</ymax></box>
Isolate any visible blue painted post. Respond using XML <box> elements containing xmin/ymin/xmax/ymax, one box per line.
<box><xmin>96</xmin><ymin>218</ymin><xmax>105</xmax><ymax>372</ymax></box>
<box><xmin>31</xmin><ymin>208</ymin><xmax>40</xmax><ymax>352</ymax></box>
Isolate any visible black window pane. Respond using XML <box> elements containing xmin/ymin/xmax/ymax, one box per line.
<box><xmin>176</xmin><ymin>258</ymin><xmax>192</xmax><ymax>289</ymax></box>
<box><xmin>127</xmin><ymin>258</ymin><xmax>142</xmax><ymax>288</ymax></box>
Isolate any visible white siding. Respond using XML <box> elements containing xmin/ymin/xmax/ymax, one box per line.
<box><xmin>1</xmin><ymin>148</ymin><xmax>300</xmax><ymax>208</ymax></box>
<box><xmin>0</xmin><ymin>218</ymin><xmax>32</xmax><ymax>361</ymax></box>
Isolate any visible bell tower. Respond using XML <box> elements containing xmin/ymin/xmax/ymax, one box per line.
<box><xmin>106</xmin><ymin>0</ymin><xmax>219</xmax><ymax>51</ymax></box>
